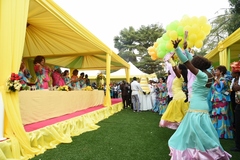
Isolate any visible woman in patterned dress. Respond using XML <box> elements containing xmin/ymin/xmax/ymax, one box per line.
<box><xmin>209</xmin><ymin>65</ymin><xmax>233</xmax><ymax>139</ymax></box>
<box><xmin>63</xmin><ymin>70</ymin><xmax>72</xmax><ymax>88</ymax></box>
<box><xmin>33</xmin><ymin>56</ymin><xmax>51</xmax><ymax>90</ymax></box>
<box><xmin>156</xmin><ymin>77</ymin><xmax>168</xmax><ymax>115</ymax></box>
<box><xmin>71</xmin><ymin>69</ymin><xmax>80</xmax><ymax>90</ymax></box>
<box><xmin>18</xmin><ymin>61</ymin><xmax>33</xmax><ymax>89</ymax></box>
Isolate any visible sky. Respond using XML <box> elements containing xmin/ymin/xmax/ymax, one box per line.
<box><xmin>54</xmin><ymin>0</ymin><xmax>230</xmax><ymax>53</ymax></box>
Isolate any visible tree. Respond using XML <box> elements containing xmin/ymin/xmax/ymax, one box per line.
<box><xmin>113</xmin><ymin>24</ymin><xmax>166</xmax><ymax>76</ymax></box>
<box><xmin>192</xmin><ymin>0</ymin><xmax>240</xmax><ymax>56</ymax></box>
<box><xmin>136</xmin><ymin>54</ymin><xmax>166</xmax><ymax>78</ymax></box>
<box><xmin>195</xmin><ymin>1</ymin><xmax>240</xmax><ymax>56</ymax></box>
<box><xmin>227</xmin><ymin>0</ymin><xmax>240</xmax><ymax>34</ymax></box>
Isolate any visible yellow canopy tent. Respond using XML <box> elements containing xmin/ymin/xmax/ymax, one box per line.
<box><xmin>0</xmin><ymin>0</ymin><xmax>130</xmax><ymax>159</ymax></box>
<box><xmin>204</xmin><ymin>27</ymin><xmax>240</xmax><ymax>69</ymax></box>
<box><xmin>110</xmin><ymin>62</ymin><xmax>157</xmax><ymax>82</ymax></box>
<box><xmin>24</xmin><ymin>0</ymin><xmax>131</xmax><ymax>106</ymax></box>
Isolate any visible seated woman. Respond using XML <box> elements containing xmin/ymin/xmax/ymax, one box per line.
<box><xmin>71</xmin><ymin>69</ymin><xmax>80</xmax><ymax>90</ymax></box>
<box><xmin>33</xmin><ymin>55</ymin><xmax>52</xmax><ymax>90</ymax></box>
<box><xmin>85</xmin><ymin>74</ymin><xmax>91</xmax><ymax>86</ymax></box>
<box><xmin>18</xmin><ymin>61</ymin><xmax>36</xmax><ymax>90</ymax></box>
<box><xmin>63</xmin><ymin>70</ymin><xmax>72</xmax><ymax>89</ymax></box>
<box><xmin>52</xmin><ymin>66</ymin><xmax>65</xmax><ymax>87</ymax></box>
<box><xmin>79</xmin><ymin>72</ymin><xmax>86</xmax><ymax>89</ymax></box>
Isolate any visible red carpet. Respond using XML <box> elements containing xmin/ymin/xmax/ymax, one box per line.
<box><xmin>24</xmin><ymin>98</ymin><xmax>122</xmax><ymax>132</ymax></box>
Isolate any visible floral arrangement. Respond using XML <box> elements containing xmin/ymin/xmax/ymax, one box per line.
<box><xmin>81</xmin><ymin>86</ymin><xmax>93</xmax><ymax>91</ymax></box>
<box><xmin>97</xmin><ymin>84</ymin><xmax>104</xmax><ymax>90</ymax></box>
<box><xmin>96</xmin><ymin>73</ymin><xmax>105</xmax><ymax>90</ymax></box>
<box><xmin>57</xmin><ymin>85</ymin><xmax>69</xmax><ymax>91</ymax></box>
<box><xmin>6</xmin><ymin>73</ymin><xmax>22</xmax><ymax>92</ymax></box>
<box><xmin>21</xmin><ymin>85</ymin><xmax>31</xmax><ymax>91</ymax></box>
<box><xmin>231</xmin><ymin>61</ymin><xmax>240</xmax><ymax>72</ymax></box>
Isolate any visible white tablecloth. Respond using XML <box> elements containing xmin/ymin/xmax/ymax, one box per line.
<box><xmin>139</xmin><ymin>93</ymin><xmax>153</xmax><ymax>111</ymax></box>
<box><xmin>19</xmin><ymin>90</ymin><xmax>104</xmax><ymax>125</ymax></box>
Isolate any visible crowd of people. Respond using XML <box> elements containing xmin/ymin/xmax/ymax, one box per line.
<box><xmin>18</xmin><ymin>52</ymin><xmax>240</xmax><ymax>158</ymax></box>
<box><xmin>117</xmin><ymin>39</ymin><xmax>240</xmax><ymax>159</ymax></box>
<box><xmin>19</xmin><ymin>56</ymin><xmax>92</xmax><ymax>91</ymax></box>
<box><xmin>117</xmin><ymin>62</ymin><xmax>235</xmax><ymax>136</ymax></box>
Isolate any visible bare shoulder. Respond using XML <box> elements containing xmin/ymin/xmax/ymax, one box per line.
<box><xmin>204</xmin><ymin>71</ymin><xmax>214</xmax><ymax>88</ymax></box>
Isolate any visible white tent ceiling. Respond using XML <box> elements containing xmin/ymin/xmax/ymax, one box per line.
<box><xmin>110</xmin><ymin>62</ymin><xmax>152</xmax><ymax>79</ymax></box>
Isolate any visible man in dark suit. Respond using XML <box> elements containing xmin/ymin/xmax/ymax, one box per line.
<box><xmin>120</xmin><ymin>80</ymin><xmax>129</xmax><ymax>109</ymax></box>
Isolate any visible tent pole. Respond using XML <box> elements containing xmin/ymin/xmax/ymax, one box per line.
<box><xmin>125</xmin><ymin>68</ymin><xmax>130</xmax><ymax>83</ymax></box>
<box><xmin>104</xmin><ymin>52</ymin><xmax>112</xmax><ymax>107</ymax></box>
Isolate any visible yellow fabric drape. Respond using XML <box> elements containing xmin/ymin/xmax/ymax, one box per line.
<box><xmin>19</xmin><ymin>90</ymin><xmax>104</xmax><ymax>125</ymax></box>
<box><xmin>104</xmin><ymin>52</ymin><xmax>112</xmax><ymax>107</ymax></box>
<box><xmin>0</xmin><ymin>0</ymin><xmax>39</xmax><ymax>159</ymax></box>
<box><xmin>125</xmin><ymin>68</ymin><xmax>130</xmax><ymax>83</ymax></box>
<box><xmin>0</xmin><ymin>101</ymin><xmax>123</xmax><ymax>159</ymax></box>
<box><xmin>24</xmin><ymin>0</ymin><xmax>130</xmax><ymax>71</ymax></box>
<box><xmin>227</xmin><ymin>48</ymin><xmax>231</xmax><ymax>70</ymax></box>
<box><xmin>219</xmin><ymin>49</ymin><xmax>228</xmax><ymax>67</ymax></box>
<box><xmin>0</xmin><ymin>0</ymin><xmax>130</xmax><ymax>159</ymax></box>
<box><xmin>205</xmin><ymin>28</ymin><xmax>240</xmax><ymax>67</ymax></box>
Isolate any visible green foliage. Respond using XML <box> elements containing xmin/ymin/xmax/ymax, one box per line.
<box><xmin>213</xmin><ymin>1</ymin><xmax>240</xmax><ymax>35</ymax></box>
<box><xmin>114</xmin><ymin>24</ymin><xmax>164</xmax><ymax>55</ymax></box>
<box><xmin>191</xmin><ymin>1</ymin><xmax>240</xmax><ymax>56</ymax></box>
<box><xmin>134</xmin><ymin>55</ymin><xmax>166</xmax><ymax>77</ymax></box>
<box><xmin>229</xmin><ymin>0</ymin><xmax>240</xmax><ymax>14</ymax></box>
<box><xmin>118</xmin><ymin>51</ymin><xmax>137</xmax><ymax>63</ymax></box>
<box><xmin>114</xmin><ymin>24</ymin><xmax>165</xmax><ymax>76</ymax></box>
<box><xmin>195</xmin><ymin>13</ymin><xmax>230</xmax><ymax>56</ymax></box>
<box><xmin>225</xmin><ymin>14</ymin><xmax>240</xmax><ymax>34</ymax></box>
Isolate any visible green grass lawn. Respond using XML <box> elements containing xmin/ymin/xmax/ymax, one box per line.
<box><xmin>31</xmin><ymin>107</ymin><xmax>239</xmax><ymax>160</ymax></box>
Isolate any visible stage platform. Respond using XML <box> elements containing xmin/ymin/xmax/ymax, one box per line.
<box><xmin>0</xmin><ymin>98</ymin><xmax>123</xmax><ymax>160</ymax></box>
<box><xmin>19</xmin><ymin>90</ymin><xmax>106</xmax><ymax>125</ymax></box>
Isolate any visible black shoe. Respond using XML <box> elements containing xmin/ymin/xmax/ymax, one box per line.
<box><xmin>230</xmin><ymin>147</ymin><xmax>240</xmax><ymax>152</ymax></box>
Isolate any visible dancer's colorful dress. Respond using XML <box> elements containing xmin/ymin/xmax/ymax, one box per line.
<box><xmin>159</xmin><ymin>75</ymin><xmax>189</xmax><ymax>129</ymax></box>
<box><xmin>168</xmin><ymin>70</ymin><xmax>231</xmax><ymax>159</ymax></box>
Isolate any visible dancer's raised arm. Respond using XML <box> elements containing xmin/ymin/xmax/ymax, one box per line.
<box><xmin>171</xmin><ymin>39</ymin><xmax>198</xmax><ymax>75</ymax></box>
<box><xmin>168</xmin><ymin>58</ymin><xmax>181</xmax><ymax>79</ymax></box>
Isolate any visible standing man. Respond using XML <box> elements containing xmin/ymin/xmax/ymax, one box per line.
<box><xmin>127</xmin><ymin>82</ymin><xmax>132</xmax><ymax>109</ymax></box>
<box><xmin>120</xmin><ymin>80</ymin><xmax>129</xmax><ymax>109</ymax></box>
<box><xmin>131</xmin><ymin>77</ymin><xmax>144</xmax><ymax>112</ymax></box>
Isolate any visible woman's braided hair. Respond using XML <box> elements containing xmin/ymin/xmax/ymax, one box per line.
<box><xmin>191</xmin><ymin>55</ymin><xmax>211</xmax><ymax>71</ymax></box>
<box><xmin>191</xmin><ymin>55</ymin><xmax>213</xmax><ymax>88</ymax></box>
<box><xmin>178</xmin><ymin>63</ymin><xmax>188</xmax><ymax>83</ymax></box>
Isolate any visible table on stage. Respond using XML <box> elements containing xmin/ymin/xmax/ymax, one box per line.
<box><xmin>19</xmin><ymin>90</ymin><xmax>104</xmax><ymax>125</ymax></box>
